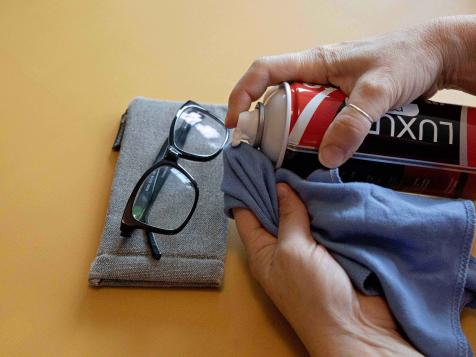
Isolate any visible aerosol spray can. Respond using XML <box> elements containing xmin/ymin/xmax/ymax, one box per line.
<box><xmin>232</xmin><ymin>82</ymin><xmax>476</xmax><ymax>199</ymax></box>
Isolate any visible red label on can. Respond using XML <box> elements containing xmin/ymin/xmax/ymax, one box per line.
<box><xmin>282</xmin><ymin>82</ymin><xmax>476</xmax><ymax>199</ymax></box>
<box><xmin>287</xmin><ymin>82</ymin><xmax>476</xmax><ymax>173</ymax></box>
<box><xmin>467</xmin><ymin>107</ymin><xmax>476</xmax><ymax>167</ymax></box>
<box><xmin>403</xmin><ymin>166</ymin><xmax>461</xmax><ymax>196</ymax></box>
<box><xmin>288</xmin><ymin>83</ymin><xmax>346</xmax><ymax>149</ymax></box>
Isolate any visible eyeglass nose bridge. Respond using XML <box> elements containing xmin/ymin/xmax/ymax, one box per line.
<box><xmin>164</xmin><ymin>146</ymin><xmax>181</xmax><ymax>162</ymax></box>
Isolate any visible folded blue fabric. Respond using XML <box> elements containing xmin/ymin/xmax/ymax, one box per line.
<box><xmin>222</xmin><ymin>143</ymin><xmax>476</xmax><ymax>357</ymax></box>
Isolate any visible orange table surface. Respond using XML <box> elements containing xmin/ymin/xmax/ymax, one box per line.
<box><xmin>2</xmin><ymin>1</ymin><xmax>476</xmax><ymax>355</ymax></box>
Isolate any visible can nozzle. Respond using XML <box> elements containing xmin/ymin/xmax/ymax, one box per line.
<box><xmin>231</xmin><ymin>103</ymin><xmax>263</xmax><ymax>147</ymax></box>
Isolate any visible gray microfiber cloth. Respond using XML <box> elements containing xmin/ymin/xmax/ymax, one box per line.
<box><xmin>88</xmin><ymin>98</ymin><xmax>228</xmax><ymax>288</ymax></box>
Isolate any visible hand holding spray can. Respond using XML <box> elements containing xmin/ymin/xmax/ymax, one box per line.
<box><xmin>232</xmin><ymin>82</ymin><xmax>476</xmax><ymax>199</ymax></box>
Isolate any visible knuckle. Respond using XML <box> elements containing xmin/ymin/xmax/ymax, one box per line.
<box><xmin>358</xmin><ymin>78</ymin><xmax>388</xmax><ymax>98</ymax></box>
<box><xmin>278</xmin><ymin>203</ymin><xmax>293</xmax><ymax>220</ymax></box>
<box><xmin>310</xmin><ymin>45</ymin><xmax>341</xmax><ymax>80</ymax></box>
<box><xmin>251</xmin><ymin>56</ymin><xmax>270</xmax><ymax>71</ymax></box>
<box><xmin>279</xmin><ymin>204</ymin><xmax>305</xmax><ymax>224</ymax></box>
<box><xmin>273</xmin><ymin>243</ymin><xmax>302</xmax><ymax>268</ymax></box>
<box><xmin>311</xmin><ymin>46</ymin><xmax>335</xmax><ymax>65</ymax></box>
<box><xmin>275</xmin><ymin>244</ymin><xmax>295</xmax><ymax>260</ymax></box>
<box><xmin>356</xmin><ymin>73</ymin><xmax>396</xmax><ymax>112</ymax></box>
<box><xmin>247</xmin><ymin>57</ymin><xmax>270</xmax><ymax>85</ymax></box>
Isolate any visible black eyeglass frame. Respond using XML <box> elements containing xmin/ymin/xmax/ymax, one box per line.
<box><xmin>120</xmin><ymin>101</ymin><xmax>229</xmax><ymax>238</ymax></box>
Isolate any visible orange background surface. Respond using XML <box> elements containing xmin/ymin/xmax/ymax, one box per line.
<box><xmin>2</xmin><ymin>1</ymin><xmax>476</xmax><ymax>355</ymax></box>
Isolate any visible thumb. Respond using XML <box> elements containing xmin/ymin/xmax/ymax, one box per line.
<box><xmin>276</xmin><ymin>183</ymin><xmax>313</xmax><ymax>245</ymax></box>
<box><xmin>318</xmin><ymin>75</ymin><xmax>395</xmax><ymax>168</ymax></box>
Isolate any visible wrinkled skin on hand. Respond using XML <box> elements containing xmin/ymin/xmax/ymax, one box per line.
<box><xmin>226</xmin><ymin>16</ymin><xmax>476</xmax><ymax>168</ymax></box>
<box><xmin>229</xmin><ymin>15</ymin><xmax>476</xmax><ymax>356</ymax></box>
<box><xmin>233</xmin><ymin>184</ymin><xmax>422</xmax><ymax>356</ymax></box>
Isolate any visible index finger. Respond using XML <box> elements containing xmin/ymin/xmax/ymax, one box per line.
<box><xmin>225</xmin><ymin>49</ymin><xmax>331</xmax><ymax>128</ymax></box>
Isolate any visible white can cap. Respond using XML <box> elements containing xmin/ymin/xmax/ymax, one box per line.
<box><xmin>231</xmin><ymin>106</ymin><xmax>261</xmax><ymax>147</ymax></box>
<box><xmin>231</xmin><ymin>83</ymin><xmax>291</xmax><ymax>166</ymax></box>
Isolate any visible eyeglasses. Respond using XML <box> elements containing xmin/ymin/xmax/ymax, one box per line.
<box><xmin>120</xmin><ymin>101</ymin><xmax>229</xmax><ymax>260</ymax></box>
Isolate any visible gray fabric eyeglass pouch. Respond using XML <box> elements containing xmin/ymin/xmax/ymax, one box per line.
<box><xmin>88</xmin><ymin>97</ymin><xmax>228</xmax><ymax>288</ymax></box>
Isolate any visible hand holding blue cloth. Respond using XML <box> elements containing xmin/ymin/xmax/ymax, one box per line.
<box><xmin>222</xmin><ymin>143</ymin><xmax>476</xmax><ymax>356</ymax></box>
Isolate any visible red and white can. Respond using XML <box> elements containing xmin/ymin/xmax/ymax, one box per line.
<box><xmin>232</xmin><ymin>82</ymin><xmax>476</xmax><ymax>199</ymax></box>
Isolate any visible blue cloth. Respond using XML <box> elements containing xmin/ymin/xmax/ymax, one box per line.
<box><xmin>222</xmin><ymin>143</ymin><xmax>476</xmax><ymax>357</ymax></box>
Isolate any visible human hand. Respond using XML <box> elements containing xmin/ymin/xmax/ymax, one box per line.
<box><xmin>226</xmin><ymin>15</ymin><xmax>476</xmax><ymax>168</ymax></box>
<box><xmin>233</xmin><ymin>183</ymin><xmax>421</xmax><ymax>356</ymax></box>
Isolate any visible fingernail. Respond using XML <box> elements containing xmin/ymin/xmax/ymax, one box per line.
<box><xmin>277</xmin><ymin>183</ymin><xmax>288</xmax><ymax>200</ymax></box>
<box><xmin>319</xmin><ymin>145</ymin><xmax>346</xmax><ymax>168</ymax></box>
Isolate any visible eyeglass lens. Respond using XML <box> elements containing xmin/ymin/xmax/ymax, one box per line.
<box><xmin>132</xmin><ymin>165</ymin><xmax>195</xmax><ymax>231</ymax></box>
<box><xmin>173</xmin><ymin>106</ymin><xmax>227</xmax><ymax>156</ymax></box>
